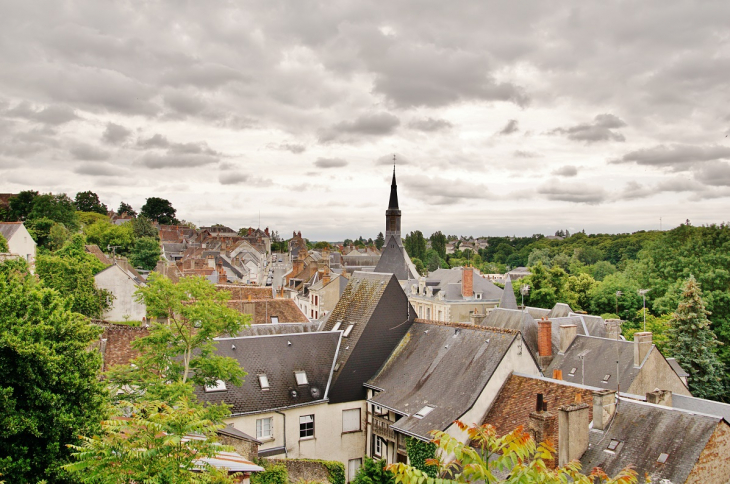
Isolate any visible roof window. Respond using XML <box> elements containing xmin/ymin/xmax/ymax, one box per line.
<box><xmin>602</xmin><ymin>374</ymin><xmax>611</xmax><ymax>383</ymax></box>
<box><xmin>569</xmin><ymin>368</ymin><xmax>577</xmax><ymax>376</ymax></box>
<box><xmin>343</xmin><ymin>324</ymin><xmax>355</xmax><ymax>337</ymax></box>
<box><xmin>607</xmin><ymin>439</ymin><xmax>620</xmax><ymax>451</ymax></box>
<box><xmin>258</xmin><ymin>374</ymin><xmax>270</xmax><ymax>390</ymax></box>
<box><xmin>332</xmin><ymin>321</ymin><xmax>342</xmax><ymax>332</ymax></box>
<box><xmin>295</xmin><ymin>370</ymin><xmax>309</xmax><ymax>386</ymax></box>
<box><xmin>414</xmin><ymin>405</ymin><xmax>435</xmax><ymax>419</ymax></box>
<box><xmin>657</xmin><ymin>453</ymin><xmax>669</xmax><ymax>464</ymax></box>
<box><xmin>205</xmin><ymin>380</ymin><xmax>227</xmax><ymax>392</ymax></box>
<box><xmin>271</xmin><ymin>316</ymin><xmax>279</xmax><ymax>324</ymax></box>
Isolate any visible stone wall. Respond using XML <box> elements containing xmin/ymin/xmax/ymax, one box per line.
<box><xmin>218</xmin><ymin>433</ymin><xmax>259</xmax><ymax>462</ymax></box>
<box><xmin>266</xmin><ymin>459</ymin><xmax>331</xmax><ymax>484</ymax></box>
<box><xmin>97</xmin><ymin>324</ymin><xmax>149</xmax><ymax>371</ymax></box>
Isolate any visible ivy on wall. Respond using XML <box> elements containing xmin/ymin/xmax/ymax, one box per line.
<box><xmin>321</xmin><ymin>459</ymin><xmax>346</xmax><ymax>484</ymax></box>
<box><xmin>251</xmin><ymin>461</ymin><xmax>288</xmax><ymax>484</ymax></box>
<box><xmin>405</xmin><ymin>437</ymin><xmax>438</xmax><ymax>478</ymax></box>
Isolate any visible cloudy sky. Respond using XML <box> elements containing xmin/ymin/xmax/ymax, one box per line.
<box><xmin>1</xmin><ymin>1</ymin><xmax>729</xmax><ymax>240</ymax></box>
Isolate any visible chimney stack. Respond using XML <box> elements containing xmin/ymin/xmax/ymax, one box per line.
<box><xmin>462</xmin><ymin>267</ymin><xmax>474</xmax><ymax>298</ymax></box>
<box><xmin>633</xmin><ymin>332</ymin><xmax>653</xmax><ymax>367</ymax></box>
<box><xmin>605</xmin><ymin>319</ymin><xmax>622</xmax><ymax>340</ymax></box>
<box><xmin>552</xmin><ymin>369</ymin><xmax>563</xmax><ymax>380</ymax></box>
<box><xmin>559</xmin><ymin>324</ymin><xmax>577</xmax><ymax>353</ymax></box>
<box><xmin>529</xmin><ymin>394</ymin><xmax>557</xmax><ymax>469</ymax></box>
<box><xmin>592</xmin><ymin>390</ymin><xmax>616</xmax><ymax>431</ymax></box>
<box><xmin>207</xmin><ymin>255</ymin><xmax>216</xmax><ymax>269</ymax></box>
<box><xmin>538</xmin><ymin>319</ymin><xmax>553</xmax><ymax>369</ymax></box>
<box><xmin>646</xmin><ymin>389</ymin><xmax>673</xmax><ymax>407</ymax></box>
<box><xmin>558</xmin><ymin>402</ymin><xmax>590</xmax><ymax>466</ymax></box>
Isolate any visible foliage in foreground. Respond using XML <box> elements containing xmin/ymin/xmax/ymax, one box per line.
<box><xmin>388</xmin><ymin>421</ymin><xmax>637</xmax><ymax>484</ymax></box>
<box><xmin>353</xmin><ymin>457</ymin><xmax>394</xmax><ymax>484</ymax></box>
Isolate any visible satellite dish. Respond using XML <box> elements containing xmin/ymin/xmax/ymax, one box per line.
<box><xmin>310</xmin><ymin>387</ymin><xmax>321</xmax><ymax>399</ymax></box>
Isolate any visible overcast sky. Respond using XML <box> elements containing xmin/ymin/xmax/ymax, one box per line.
<box><xmin>1</xmin><ymin>1</ymin><xmax>729</xmax><ymax>240</ymax></box>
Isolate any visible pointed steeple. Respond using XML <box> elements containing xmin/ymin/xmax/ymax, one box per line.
<box><xmin>388</xmin><ymin>165</ymin><xmax>399</xmax><ymax>210</ymax></box>
<box><xmin>500</xmin><ymin>278</ymin><xmax>519</xmax><ymax>310</ymax></box>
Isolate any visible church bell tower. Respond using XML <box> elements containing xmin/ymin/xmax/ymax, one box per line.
<box><xmin>385</xmin><ymin>166</ymin><xmax>401</xmax><ymax>243</ymax></box>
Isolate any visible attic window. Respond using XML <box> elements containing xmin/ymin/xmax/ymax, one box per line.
<box><xmin>569</xmin><ymin>368</ymin><xmax>577</xmax><ymax>376</ymax></box>
<box><xmin>271</xmin><ymin>316</ymin><xmax>279</xmax><ymax>324</ymax></box>
<box><xmin>475</xmin><ymin>293</ymin><xmax>482</xmax><ymax>300</ymax></box>
<box><xmin>332</xmin><ymin>321</ymin><xmax>342</xmax><ymax>332</ymax></box>
<box><xmin>602</xmin><ymin>374</ymin><xmax>611</xmax><ymax>383</ymax></box>
<box><xmin>258</xmin><ymin>374</ymin><xmax>270</xmax><ymax>390</ymax></box>
<box><xmin>414</xmin><ymin>405</ymin><xmax>435</xmax><ymax>419</ymax></box>
<box><xmin>205</xmin><ymin>380</ymin><xmax>227</xmax><ymax>392</ymax></box>
<box><xmin>295</xmin><ymin>371</ymin><xmax>309</xmax><ymax>386</ymax></box>
<box><xmin>657</xmin><ymin>453</ymin><xmax>669</xmax><ymax>464</ymax></box>
<box><xmin>343</xmin><ymin>324</ymin><xmax>355</xmax><ymax>337</ymax></box>
<box><xmin>607</xmin><ymin>439</ymin><xmax>620</xmax><ymax>451</ymax></box>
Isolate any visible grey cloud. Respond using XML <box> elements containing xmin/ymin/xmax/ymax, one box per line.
<box><xmin>4</xmin><ymin>102</ymin><xmax>78</xmax><ymax>125</ymax></box>
<box><xmin>694</xmin><ymin>161</ymin><xmax>730</xmax><ymax>186</ymax></box>
<box><xmin>74</xmin><ymin>162</ymin><xmax>121</xmax><ymax>177</ymax></box>
<box><xmin>375</xmin><ymin>153</ymin><xmax>411</xmax><ymax>166</ymax></box>
<box><xmin>219</xmin><ymin>172</ymin><xmax>273</xmax><ymax>186</ymax></box>
<box><xmin>139</xmin><ymin>153</ymin><xmax>218</xmax><ymax>169</ymax></box>
<box><xmin>408</xmin><ymin>117</ymin><xmax>453</xmax><ymax>132</ymax></box>
<box><xmin>551</xmin><ymin>114</ymin><xmax>626</xmax><ymax>143</ymax></box>
<box><xmin>538</xmin><ymin>180</ymin><xmax>607</xmax><ymax>204</ymax></box>
<box><xmin>552</xmin><ymin>165</ymin><xmax>579</xmax><ymax>177</ymax></box>
<box><xmin>618</xmin><ymin>181</ymin><xmax>647</xmax><ymax>201</ymax></box>
<box><xmin>137</xmin><ymin>134</ymin><xmax>170</xmax><ymax>149</ymax></box>
<box><xmin>656</xmin><ymin>176</ymin><xmax>705</xmax><ymax>192</ymax></box>
<box><xmin>159</xmin><ymin>63</ymin><xmax>247</xmax><ymax>89</ymax></box>
<box><xmin>611</xmin><ymin>144</ymin><xmax>730</xmax><ymax>171</ymax></box>
<box><xmin>314</xmin><ymin>157</ymin><xmax>348</xmax><ymax>168</ymax></box>
<box><xmin>498</xmin><ymin>119</ymin><xmax>519</xmax><ymax>135</ymax></box>
<box><xmin>514</xmin><ymin>150</ymin><xmax>540</xmax><ymax>158</ymax></box>
<box><xmin>69</xmin><ymin>142</ymin><xmax>110</xmax><ymax>161</ymax></box>
<box><xmin>269</xmin><ymin>142</ymin><xmax>306</xmax><ymax>154</ymax></box>
<box><xmin>169</xmin><ymin>141</ymin><xmax>218</xmax><ymax>156</ymax></box>
<box><xmin>163</xmin><ymin>90</ymin><xmax>206</xmax><ymax>116</ymax></box>
<box><xmin>102</xmin><ymin>122</ymin><xmax>132</xmax><ymax>144</ymax></box>
<box><xmin>319</xmin><ymin>112</ymin><xmax>400</xmax><ymax>143</ymax></box>
<box><xmin>401</xmin><ymin>174</ymin><xmax>492</xmax><ymax>205</ymax></box>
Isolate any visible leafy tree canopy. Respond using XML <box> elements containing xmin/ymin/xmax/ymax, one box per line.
<box><xmin>83</xmin><ymin>220</ymin><xmax>134</xmax><ymax>256</ymax></box>
<box><xmin>74</xmin><ymin>191</ymin><xmax>108</xmax><ymax>215</ymax></box>
<box><xmin>130</xmin><ymin>236</ymin><xmax>161</xmax><ymax>270</ymax></box>
<box><xmin>140</xmin><ymin>197</ymin><xmax>179</xmax><ymax>225</ymax></box>
<box><xmin>404</xmin><ymin>230</ymin><xmax>427</xmax><ymax>261</ymax></box>
<box><xmin>132</xmin><ymin>215</ymin><xmax>158</xmax><ymax>239</ymax></box>
<box><xmin>314</xmin><ymin>241</ymin><xmax>331</xmax><ymax>249</ymax></box>
<box><xmin>0</xmin><ymin>233</ymin><xmax>7</xmax><ymax>253</ymax></box>
<box><xmin>77</xmin><ymin>211</ymin><xmax>108</xmax><ymax>227</ymax></box>
<box><xmin>353</xmin><ymin>458</ymin><xmax>394</xmax><ymax>484</ymax></box>
<box><xmin>28</xmin><ymin>193</ymin><xmax>80</xmax><ymax>232</ymax></box>
<box><xmin>375</xmin><ymin>232</ymin><xmax>385</xmax><ymax>250</ymax></box>
<box><xmin>0</xmin><ymin>258</ymin><xmax>108</xmax><ymax>483</ymax></box>
<box><xmin>116</xmin><ymin>201</ymin><xmax>137</xmax><ymax>217</ymax></box>
<box><xmin>8</xmin><ymin>190</ymin><xmax>38</xmax><ymax>221</ymax></box>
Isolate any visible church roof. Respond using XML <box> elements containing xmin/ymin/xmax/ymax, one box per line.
<box><xmin>388</xmin><ymin>167</ymin><xmax>399</xmax><ymax>210</ymax></box>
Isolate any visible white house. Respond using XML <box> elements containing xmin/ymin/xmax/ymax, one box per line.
<box><xmin>95</xmin><ymin>262</ymin><xmax>147</xmax><ymax>322</ymax></box>
<box><xmin>0</xmin><ymin>222</ymin><xmax>36</xmax><ymax>263</ymax></box>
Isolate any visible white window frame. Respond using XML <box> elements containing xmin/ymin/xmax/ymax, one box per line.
<box><xmin>342</xmin><ymin>408</ymin><xmax>361</xmax><ymax>433</ymax></box>
<box><xmin>295</xmin><ymin>370</ymin><xmax>309</xmax><ymax>386</ymax></box>
<box><xmin>256</xmin><ymin>417</ymin><xmax>273</xmax><ymax>440</ymax></box>
<box><xmin>414</xmin><ymin>405</ymin><xmax>435</xmax><ymax>419</ymax></box>
<box><xmin>271</xmin><ymin>316</ymin><xmax>279</xmax><ymax>324</ymax></box>
<box><xmin>343</xmin><ymin>324</ymin><xmax>355</xmax><ymax>337</ymax></box>
<box><xmin>258</xmin><ymin>374</ymin><xmax>270</xmax><ymax>390</ymax></box>
<box><xmin>374</xmin><ymin>436</ymin><xmax>383</xmax><ymax>457</ymax></box>
<box><xmin>348</xmin><ymin>458</ymin><xmax>362</xmax><ymax>482</ymax></box>
<box><xmin>332</xmin><ymin>321</ymin><xmax>342</xmax><ymax>331</ymax></box>
<box><xmin>204</xmin><ymin>380</ymin><xmax>227</xmax><ymax>392</ymax></box>
<box><xmin>299</xmin><ymin>414</ymin><xmax>315</xmax><ymax>439</ymax></box>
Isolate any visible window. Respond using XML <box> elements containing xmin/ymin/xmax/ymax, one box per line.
<box><xmin>271</xmin><ymin>316</ymin><xmax>279</xmax><ymax>324</ymax></box>
<box><xmin>299</xmin><ymin>415</ymin><xmax>314</xmax><ymax>438</ymax></box>
<box><xmin>348</xmin><ymin>458</ymin><xmax>362</xmax><ymax>482</ymax></box>
<box><xmin>607</xmin><ymin>439</ymin><xmax>620</xmax><ymax>451</ymax></box>
<box><xmin>343</xmin><ymin>324</ymin><xmax>355</xmax><ymax>337</ymax></box>
<box><xmin>414</xmin><ymin>405</ymin><xmax>435</xmax><ymax>419</ymax></box>
<box><xmin>258</xmin><ymin>374</ymin><xmax>270</xmax><ymax>390</ymax></box>
<box><xmin>315</xmin><ymin>295</ymin><xmax>319</xmax><ymax>306</ymax></box>
<box><xmin>256</xmin><ymin>417</ymin><xmax>273</xmax><ymax>439</ymax></box>
<box><xmin>602</xmin><ymin>374</ymin><xmax>611</xmax><ymax>383</ymax></box>
<box><xmin>332</xmin><ymin>321</ymin><xmax>342</xmax><ymax>331</ymax></box>
<box><xmin>569</xmin><ymin>368</ymin><xmax>577</xmax><ymax>376</ymax></box>
<box><xmin>204</xmin><ymin>380</ymin><xmax>227</xmax><ymax>392</ymax></box>
<box><xmin>342</xmin><ymin>408</ymin><xmax>361</xmax><ymax>432</ymax></box>
<box><xmin>295</xmin><ymin>371</ymin><xmax>309</xmax><ymax>386</ymax></box>
<box><xmin>475</xmin><ymin>293</ymin><xmax>482</xmax><ymax>300</ymax></box>
<box><xmin>657</xmin><ymin>453</ymin><xmax>669</xmax><ymax>464</ymax></box>
<box><xmin>374</xmin><ymin>436</ymin><xmax>383</xmax><ymax>456</ymax></box>
<box><xmin>374</xmin><ymin>405</ymin><xmax>387</xmax><ymax>416</ymax></box>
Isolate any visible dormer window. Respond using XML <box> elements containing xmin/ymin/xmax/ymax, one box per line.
<box><xmin>475</xmin><ymin>293</ymin><xmax>482</xmax><ymax>300</ymax></box>
<box><xmin>205</xmin><ymin>380</ymin><xmax>227</xmax><ymax>392</ymax></box>
<box><xmin>258</xmin><ymin>374</ymin><xmax>270</xmax><ymax>390</ymax></box>
<box><xmin>414</xmin><ymin>405</ymin><xmax>435</xmax><ymax>419</ymax></box>
<box><xmin>271</xmin><ymin>316</ymin><xmax>279</xmax><ymax>324</ymax></box>
<box><xmin>295</xmin><ymin>371</ymin><xmax>309</xmax><ymax>386</ymax></box>
<box><xmin>343</xmin><ymin>324</ymin><xmax>355</xmax><ymax>337</ymax></box>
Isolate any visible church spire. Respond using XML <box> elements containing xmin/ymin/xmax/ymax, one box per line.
<box><xmin>388</xmin><ymin>165</ymin><xmax>399</xmax><ymax>210</ymax></box>
<box><xmin>385</xmin><ymin>164</ymin><xmax>402</xmax><ymax>242</ymax></box>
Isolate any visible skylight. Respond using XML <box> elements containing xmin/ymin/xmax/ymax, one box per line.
<box><xmin>414</xmin><ymin>405</ymin><xmax>435</xmax><ymax>419</ymax></box>
<box><xmin>258</xmin><ymin>374</ymin><xmax>270</xmax><ymax>390</ymax></box>
<box><xmin>657</xmin><ymin>453</ymin><xmax>669</xmax><ymax>464</ymax></box>
<box><xmin>205</xmin><ymin>380</ymin><xmax>227</xmax><ymax>392</ymax></box>
<box><xmin>607</xmin><ymin>439</ymin><xmax>620</xmax><ymax>451</ymax></box>
<box><xmin>569</xmin><ymin>368</ymin><xmax>577</xmax><ymax>376</ymax></box>
<box><xmin>343</xmin><ymin>324</ymin><xmax>355</xmax><ymax>337</ymax></box>
<box><xmin>271</xmin><ymin>316</ymin><xmax>279</xmax><ymax>324</ymax></box>
<box><xmin>602</xmin><ymin>374</ymin><xmax>611</xmax><ymax>383</ymax></box>
<box><xmin>295</xmin><ymin>370</ymin><xmax>309</xmax><ymax>385</ymax></box>
<box><xmin>332</xmin><ymin>321</ymin><xmax>342</xmax><ymax>332</ymax></box>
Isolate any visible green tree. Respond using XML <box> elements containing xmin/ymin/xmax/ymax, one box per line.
<box><xmin>353</xmin><ymin>458</ymin><xmax>394</xmax><ymax>484</ymax></box>
<box><xmin>623</xmin><ymin>311</ymin><xmax>672</xmax><ymax>354</ymax></box>
<box><xmin>28</xmin><ymin>193</ymin><xmax>80</xmax><ymax>232</ymax></box>
<box><xmin>83</xmin><ymin>221</ymin><xmax>134</xmax><ymax>255</ymax></box>
<box><xmin>314</xmin><ymin>241</ymin><xmax>331</xmax><ymax>249</ymax></box>
<box><xmin>77</xmin><ymin>211</ymin><xmax>109</xmax><ymax>227</ymax></box>
<box><xmin>387</xmin><ymin>420</ymin><xmax>637</xmax><ymax>484</ymax></box>
<box><xmin>116</xmin><ymin>201</ymin><xmax>137</xmax><ymax>217</ymax></box>
<box><xmin>48</xmin><ymin>223</ymin><xmax>71</xmax><ymax>251</ymax></box>
<box><xmin>527</xmin><ymin>248</ymin><xmax>551</xmax><ymax>267</ymax></box>
<box><xmin>0</xmin><ymin>233</ymin><xmax>8</xmax><ymax>252</ymax></box>
<box><xmin>590</xmin><ymin>260</ymin><xmax>616</xmax><ymax>281</ymax></box>
<box><xmin>405</xmin><ymin>231</ymin><xmax>427</xmax><ymax>261</ymax></box>
<box><xmin>0</xmin><ymin>258</ymin><xmax>108</xmax><ymax>483</ymax></box>
<box><xmin>517</xmin><ymin>263</ymin><xmax>570</xmax><ymax>309</ymax></box>
<box><xmin>130</xmin><ymin>236</ymin><xmax>161</xmax><ymax>270</ymax></box>
<box><xmin>412</xmin><ymin>257</ymin><xmax>427</xmax><ymax>276</ymax></box>
<box><xmin>132</xmin><ymin>215</ymin><xmax>159</xmax><ymax>239</ymax></box>
<box><xmin>25</xmin><ymin>217</ymin><xmax>56</xmax><ymax>250</ymax></box>
<box><xmin>665</xmin><ymin>276</ymin><xmax>725</xmax><ymax>400</ymax></box>
<box><xmin>566</xmin><ymin>273</ymin><xmax>598</xmax><ymax>311</ymax></box>
<box><xmin>65</xmin><ymin>397</ymin><xmax>238</xmax><ymax>484</ymax></box>
<box><xmin>375</xmin><ymin>232</ymin><xmax>385</xmax><ymax>250</ymax></box>
<box><xmin>140</xmin><ymin>197</ymin><xmax>180</xmax><ymax>225</ymax></box>
<box><xmin>108</xmin><ymin>274</ymin><xmax>250</xmax><ymax>401</ymax></box>
<box><xmin>8</xmin><ymin>190</ymin><xmax>38</xmax><ymax>221</ymax></box>
<box><xmin>74</xmin><ymin>191</ymin><xmax>108</xmax><ymax>215</ymax></box>
<box><xmin>430</xmin><ymin>231</ymin><xmax>447</xmax><ymax>259</ymax></box>
<box><xmin>587</xmin><ymin>273</ymin><xmax>643</xmax><ymax>322</ymax></box>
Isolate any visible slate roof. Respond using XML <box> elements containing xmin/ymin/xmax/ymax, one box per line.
<box><xmin>416</xmin><ymin>268</ymin><xmax>503</xmax><ymax>301</ymax></box>
<box><xmin>373</xmin><ymin>235</ymin><xmax>419</xmax><ymax>280</ymax></box>
<box><xmin>84</xmin><ymin>244</ymin><xmax>112</xmax><ymax>265</ymax></box>
<box><xmin>233</xmin><ymin>321</ymin><xmax>322</xmax><ymax>337</ymax></box>
<box><xmin>499</xmin><ymin>278</ymin><xmax>518</xmax><ymax>309</ymax></box>
<box><xmin>0</xmin><ymin>222</ymin><xmax>22</xmax><ymax>240</ymax></box>
<box><xmin>367</xmin><ymin>322</ymin><xmax>520</xmax><ymax>440</ymax></box>
<box><xmin>195</xmin><ymin>331</ymin><xmax>341</xmax><ymax>415</ymax></box>
<box><xmin>666</xmin><ymin>357</ymin><xmax>689</xmax><ymax>378</ymax></box>
<box><xmin>545</xmin><ymin>335</ymin><xmax>647</xmax><ymax>391</ymax></box>
<box><xmin>482</xmin><ymin>308</ymin><xmax>537</xmax><ymax>348</ymax></box>
<box><xmin>548</xmin><ymin>303</ymin><xmax>573</xmax><ymax>318</ymax></box>
<box><xmin>672</xmin><ymin>393</ymin><xmax>730</xmax><ymax>421</ymax></box>
<box><xmin>525</xmin><ymin>306</ymin><xmax>551</xmax><ymax>319</ymax></box>
<box><xmin>219</xmin><ymin>424</ymin><xmax>262</xmax><ymax>444</ymax></box>
<box><xmin>322</xmin><ymin>271</ymin><xmax>417</xmax><ymax>403</ymax></box>
<box><xmin>582</xmin><ymin>398</ymin><xmax>723</xmax><ymax>483</ymax></box>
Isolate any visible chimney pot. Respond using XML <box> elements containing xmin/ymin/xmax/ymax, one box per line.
<box><xmin>646</xmin><ymin>389</ymin><xmax>673</xmax><ymax>407</ymax></box>
<box><xmin>605</xmin><ymin>319</ymin><xmax>622</xmax><ymax>340</ymax></box>
<box><xmin>552</xmin><ymin>369</ymin><xmax>563</xmax><ymax>380</ymax></box>
<box><xmin>633</xmin><ymin>332</ymin><xmax>653</xmax><ymax>367</ymax></box>
<box><xmin>559</xmin><ymin>324</ymin><xmax>578</xmax><ymax>353</ymax></box>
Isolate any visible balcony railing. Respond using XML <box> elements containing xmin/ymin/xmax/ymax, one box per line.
<box><xmin>372</xmin><ymin>416</ymin><xmax>396</xmax><ymax>442</ymax></box>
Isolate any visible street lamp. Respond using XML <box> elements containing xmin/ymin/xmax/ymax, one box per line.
<box><xmin>638</xmin><ymin>289</ymin><xmax>650</xmax><ymax>331</ymax></box>
<box><xmin>615</xmin><ymin>290</ymin><xmax>622</xmax><ymax>317</ymax></box>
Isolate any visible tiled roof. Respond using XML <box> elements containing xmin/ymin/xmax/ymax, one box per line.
<box><xmin>548</xmin><ymin>303</ymin><xmax>573</xmax><ymax>318</ymax></box>
<box><xmin>85</xmin><ymin>244</ymin><xmax>112</xmax><ymax>265</ymax></box>
<box><xmin>368</xmin><ymin>322</ymin><xmax>519</xmax><ymax>440</ymax></box>
<box><xmin>0</xmin><ymin>222</ymin><xmax>23</xmax><ymax>240</ymax></box>
<box><xmin>195</xmin><ymin>331</ymin><xmax>341</xmax><ymax>415</ymax></box>
<box><xmin>227</xmin><ymin>298</ymin><xmax>308</xmax><ymax>324</ymax></box>
<box><xmin>672</xmin><ymin>393</ymin><xmax>730</xmax><ymax>421</ymax></box>
<box><xmin>322</xmin><ymin>271</ymin><xmax>417</xmax><ymax>403</ymax></box>
<box><xmin>217</xmin><ymin>285</ymin><xmax>273</xmax><ymax>300</ymax></box>
<box><xmin>582</xmin><ymin>399</ymin><xmax>722</xmax><ymax>483</ymax></box>
<box><xmin>233</xmin><ymin>321</ymin><xmax>322</xmax><ymax>337</ymax></box>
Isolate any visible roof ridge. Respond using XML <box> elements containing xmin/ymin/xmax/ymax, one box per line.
<box><xmin>415</xmin><ymin>319</ymin><xmax>519</xmax><ymax>334</ymax></box>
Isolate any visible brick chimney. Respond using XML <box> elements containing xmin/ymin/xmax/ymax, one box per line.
<box><xmin>646</xmin><ymin>389</ymin><xmax>672</xmax><ymax>407</ymax></box>
<box><xmin>470</xmin><ymin>307</ymin><xmax>487</xmax><ymax>325</ymax></box>
<box><xmin>633</xmin><ymin>332</ymin><xmax>652</xmax><ymax>367</ymax></box>
<box><xmin>462</xmin><ymin>267</ymin><xmax>474</xmax><ymax>298</ymax></box>
<box><xmin>605</xmin><ymin>319</ymin><xmax>622</xmax><ymax>340</ymax></box>
<box><xmin>559</xmin><ymin>324</ymin><xmax>577</xmax><ymax>353</ymax></box>
<box><xmin>592</xmin><ymin>390</ymin><xmax>616</xmax><ymax>431</ymax></box>
<box><xmin>558</xmin><ymin>402</ymin><xmax>590</xmax><ymax>466</ymax></box>
<box><xmin>529</xmin><ymin>395</ymin><xmax>557</xmax><ymax>469</ymax></box>
<box><xmin>538</xmin><ymin>319</ymin><xmax>553</xmax><ymax>369</ymax></box>
<box><xmin>207</xmin><ymin>255</ymin><xmax>216</xmax><ymax>269</ymax></box>
<box><xmin>322</xmin><ymin>264</ymin><xmax>331</xmax><ymax>285</ymax></box>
